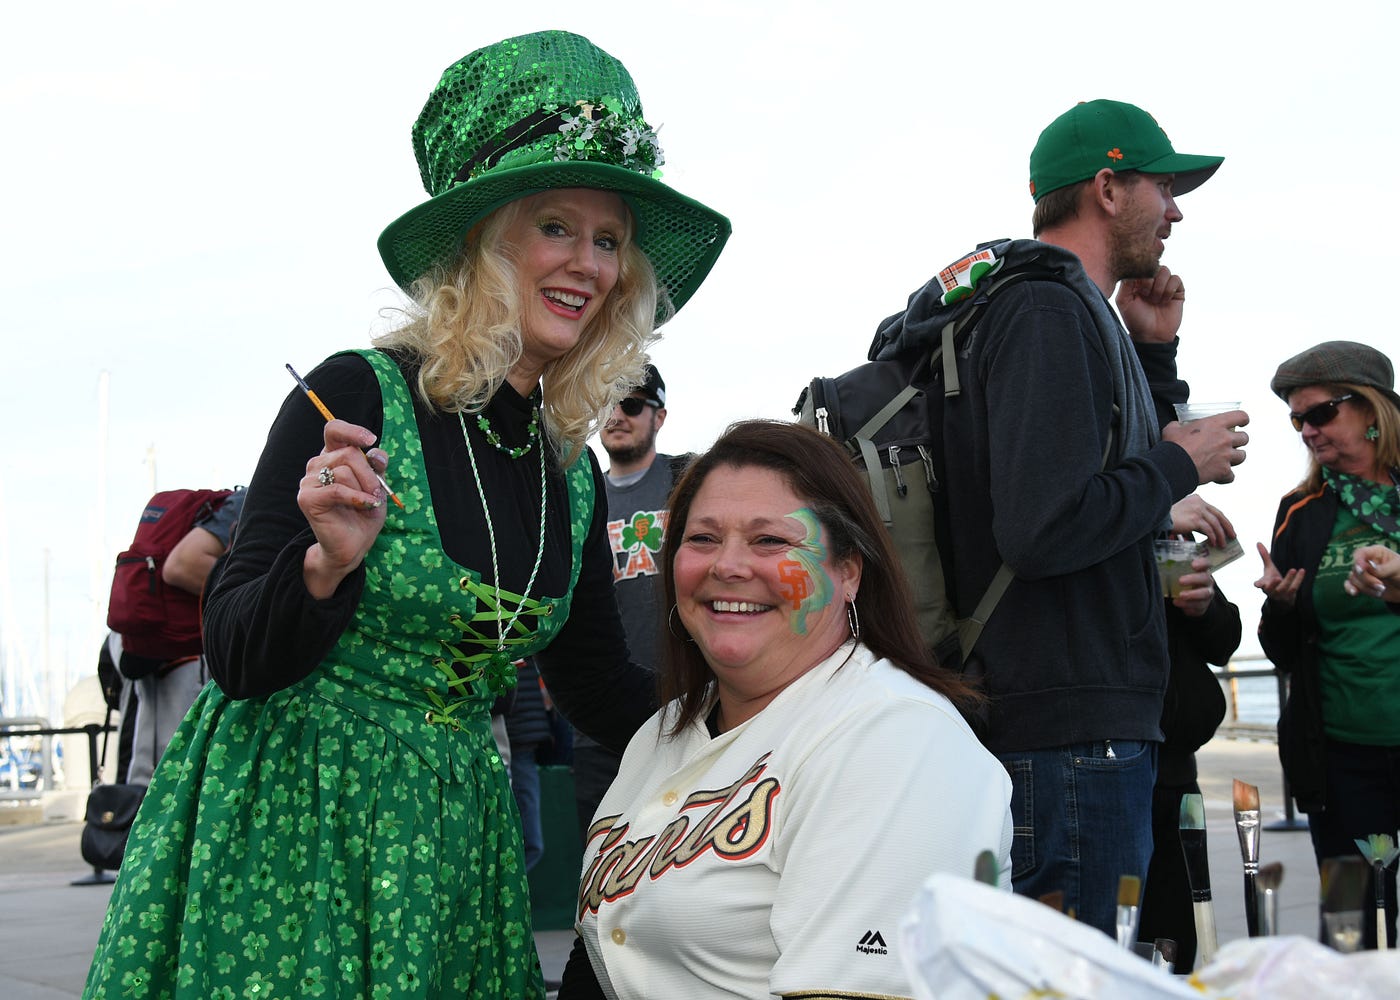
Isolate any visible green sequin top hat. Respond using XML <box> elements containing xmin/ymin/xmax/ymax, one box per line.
<box><xmin>378</xmin><ymin>30</ymin><xmax>731</xmax><ymax>319</ymax></box>
<box><xmin>1029</xmin><ymin>99</ymin><xmax>1223</xmax><ymax>203</ymax></box>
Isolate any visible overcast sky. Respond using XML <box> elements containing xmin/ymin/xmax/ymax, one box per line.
<box><xmin>4</xmin><ymin>0</ymin><xmax>1399</xmax><ymax>717</ymax></box>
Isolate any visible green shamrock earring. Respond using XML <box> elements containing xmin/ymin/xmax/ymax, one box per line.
<box><xmin>1366</xmin><ymin>426</ymin><xmax>1380</xmax><ymax>441</ymax></box>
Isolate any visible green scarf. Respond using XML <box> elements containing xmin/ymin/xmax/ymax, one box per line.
<box><xmin>1322</xmin><ymin>466</ymin><xmax>1400</xmax><ymax>544</ymax></box>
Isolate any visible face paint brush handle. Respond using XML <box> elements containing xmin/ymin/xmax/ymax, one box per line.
<box><xmin>1194</xmin><ymin>901</ymin><xmax>1218</xmax><ymax>965</ymax></box>
<box><xmin>1376</xmin><ymin>862</ymin><xmax>1389</xmax><ymax>950</ymax></box>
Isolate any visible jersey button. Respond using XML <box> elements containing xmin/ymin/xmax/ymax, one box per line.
<box><xmin>662</xmin><ymin>791</ymin><xmax>678</xmax><ymax>806</ymax></box>
<box><xmin>611</xmin><ymin>928</ymin><xmax>627</xmax><ymax>945</ymax></box>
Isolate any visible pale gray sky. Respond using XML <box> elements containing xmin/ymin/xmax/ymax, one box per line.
<box><xmin>4</xmin><ymin>0</ymin><xmax>1398</xmax><ymax>716</ymax></box>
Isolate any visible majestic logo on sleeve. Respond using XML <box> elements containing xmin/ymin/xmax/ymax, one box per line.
<box><xmin>578</xmin><ymin>753</ymin><xmax>780</xmax><ymax>918</ymax></box>
<box><xmin>607</xmin><ymin>509</ymin><xmax>670</xmax><ymax>581</ymax></box>
<box><xmin>856</xmin><ymin>929</ymin><xmax>888</xmax><ymax>955</ymax></box>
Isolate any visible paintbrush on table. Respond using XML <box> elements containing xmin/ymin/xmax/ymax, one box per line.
<box><xmin>1115</xmin><ymin>874</ymin><xmax>1141</xmax><ymax>950</ymax></box>
<box><xmin>1320</xmin><ymin>855</ymin><xmax>1369</xmax><ymax>952</ymax></box>
<box><xmin>1256</xmin><ymin>861</ymin><xmax>1284</xmax><ymax>936</ymax></box>
<box><xmin>1179</xmin><ymin>793</ymin><xmax>1217</xmax><ymax>967</ymax></box>
<box><xmin>1354</xmin><ymin>834</ymin><xmax>1400</xmax><ymax>950</ymax></box>
<box><xmin>1233</xmin><ymin>779</ymin><xmax>1261</xmax><ymax>936</ymax></box>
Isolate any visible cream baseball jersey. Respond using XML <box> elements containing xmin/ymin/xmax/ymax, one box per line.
<box><xmin>575</xmin><ymin>642</ymin><xmax>1014</xmax><ymax>999</ymax></box>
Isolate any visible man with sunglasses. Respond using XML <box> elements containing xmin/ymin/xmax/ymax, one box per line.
<box><xmin>575</xmin><ymin>364</ymin><xmax>691</xmax><ymax>837</ymax></box>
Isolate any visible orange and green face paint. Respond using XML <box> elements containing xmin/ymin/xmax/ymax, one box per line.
<box><xmin>777</xmin><ymin>508</ymin><xmax>835</xmax><ymax>635</ymax></box>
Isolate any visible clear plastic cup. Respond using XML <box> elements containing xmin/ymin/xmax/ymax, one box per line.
<box><xmin>1173</xmin><ymin>401</ymin><xmax>1241</xmax><ymax>423</ymax></box>
<box><xmin>1154</xmin><ymin>538</ymin><xmax>1208</xmax><ymax>598</ymax></box>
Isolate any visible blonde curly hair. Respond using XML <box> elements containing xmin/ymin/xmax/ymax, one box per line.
<box><xmin>374</xmin><ymin>192</ymin><xmax>670</xmax><ymax>464</ymax></box>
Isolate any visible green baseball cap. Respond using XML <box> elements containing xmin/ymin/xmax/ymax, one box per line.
<box><xmin>1028</xmin><ymin>99</ymin><xmax>1222</xmax><ymax>202</ymax></box>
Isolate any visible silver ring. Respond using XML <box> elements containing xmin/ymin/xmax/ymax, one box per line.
<box><xmin>317</xmin><ymin>466</ymin><xmax>335</xmax><ymax>487</ymax></box>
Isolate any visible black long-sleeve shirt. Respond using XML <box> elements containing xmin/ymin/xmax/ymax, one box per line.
<box><xmin>1136</xmin><ymin>336</ymin><xmax>1238</xmax><ymax>783</ymax></box>
<box><xmin>203</xmin><ymin>349</ymin><xmax>655</xmax><ymax>753</ymax></box>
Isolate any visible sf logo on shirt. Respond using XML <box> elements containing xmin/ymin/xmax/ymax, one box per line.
<box><xmin>607</xmin><ymin>509</ymin><xmax>670</xmax><ymax>582</ymax></box>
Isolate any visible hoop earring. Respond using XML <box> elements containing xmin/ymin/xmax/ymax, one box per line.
<box><xmin>846</xmin><ymin>599</ymin><xmax>860</xmax><ymax>641</ymax></box>
<box><xmin>668</xmin><ymin>604</ymin><xmax>695</xmax><ymax>643</ymax></box>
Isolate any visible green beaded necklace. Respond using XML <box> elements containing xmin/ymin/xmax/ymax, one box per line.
<box><xmin>476</xmin><ymin>402</ymin><xmax>541</xmax><ymax>459</ymax></box>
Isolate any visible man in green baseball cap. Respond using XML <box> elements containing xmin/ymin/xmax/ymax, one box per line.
<box><xmin>869</xmin><ymin>99</ymin><xmax>1244</xmax><ymax>938</ymax></box>
<box><xmin>1029</xmin><ymin>99</ymin><xmax>1223</xmax><ymax>295</ymax></box>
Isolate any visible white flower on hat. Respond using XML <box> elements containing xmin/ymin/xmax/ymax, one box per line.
<box><xmin>550</xmin><ymin>102</ymin><xmax>665</xmax><ymax>175</ymax></box>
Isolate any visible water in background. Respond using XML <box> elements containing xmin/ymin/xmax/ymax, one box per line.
<box><xmin>1219</xmin><ymin>673</ymin><xmax>1280</xmax><ymax>727</ymax></box>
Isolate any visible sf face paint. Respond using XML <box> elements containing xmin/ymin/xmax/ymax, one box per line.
<box><xmin>673</xmin><ymin>466</ymin><xmax>860</xmax><ymax>725</ymax></box>
<box><xmin>777</xmin><ymin>508</ymin><xmax>835</xmax><ymax>636</ymax></box>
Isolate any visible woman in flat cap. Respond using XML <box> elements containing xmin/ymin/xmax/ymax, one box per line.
<box><xmin>1257</xmin><ymin>340</ymin><xmax>1400</xmax><ymax>950</ymax></box>
<box><xmin>84</xmin><ymin>30</ymin><xmax>728</xmax><ymax>999</ymax></box>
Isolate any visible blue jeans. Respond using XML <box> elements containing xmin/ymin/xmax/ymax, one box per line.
<box><xmin>997</xmin><ymin>740</ymin><xmax>1158</xmax><ymax>936</ymax></box>
<box><xmin>510</xmin><ymin>743</ymin><xmax>544</xmax><ymax>872</ymax></box>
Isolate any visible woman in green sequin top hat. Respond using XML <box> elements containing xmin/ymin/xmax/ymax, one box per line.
<box><xmin>83</xmin><ymin>30</ymin><xmax>729</xmax><ymax>1000</ymax></box>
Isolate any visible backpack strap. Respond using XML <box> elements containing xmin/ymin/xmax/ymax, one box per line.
<box><xmin>853</xmin><ymin>437</ymin><xmax>891</xmax><ymax>525</ymax></box>
<box><xmin>97</xmin><ymin>703</ymin><xmax>114</xmax><ymax>776</ymax></box>
<box><xmin>958</xmin><ymin>565</ymin><xmax>1015</xmax><ymax>656</ymax></box>
<box><xmin>849</xmin><ymin>384</ymin><xmax>924</xmax><ymax>526</ymax></box>
<box><xmin>852</xmin><ymin>384</ymin><xmax>922</xmax><ymax>444</ymax></box>
<box><xmin>940</xmin><ymin>266</ymin><xmax>1063</xmax><ymax>399</ymax></box>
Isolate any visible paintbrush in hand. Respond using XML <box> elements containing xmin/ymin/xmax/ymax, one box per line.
<box><xmin>1354</xmin><ymin>834</ymin><xmax>1400</xmax><ymax>950</ymax></box>
<box><xmin>286</xmin><ymin>363</ymin><xmax>404</xmax><ymax>509</ymax></box>
<box><xmin>1256</xmin><ymin>861</ymin><xmax>1284</xmax><ymax>936</ymax></box>
<box><xmin>1179</xmin><ymin>793</ymin><xmax>1217</xmax><ymax>967</ymax></box>
<box><xmin>1233</xmin><ymin>779</ymin><xmax>1261</xmax><ymax>936</ymax></box>
<box><xmin>1115</xmin><ymin>874</ymin><xmax>1141</xmax><ymax>950</ymax></box>
<box><xmin>1320</xmin><ymin>855</ymin><xmax>1369</xmax><ymax>952</ymax></box>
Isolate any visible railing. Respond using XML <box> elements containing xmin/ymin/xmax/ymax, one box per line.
<box><xmin>1212</xmin><ymin>654</ymin><xmax>1281</xmax><ymax>739</ymax></box>
<box><xmin>0</xmin><ymin>719</ymin><xmax>119</xmax><ymax>884</ymax></box>
<box><xmin>0</xmin><ymin>717</ymin><xmax>57</xmax><ymax>799</ymax></box>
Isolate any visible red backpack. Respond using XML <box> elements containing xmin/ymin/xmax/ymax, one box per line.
<box><xmin>107</xmin><ymin>488</ymin><xmax>233</xmax><ymax>660</ymax></box>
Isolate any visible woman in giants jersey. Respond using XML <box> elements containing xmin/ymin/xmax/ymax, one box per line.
<box><xmin>562</xmin><ymin>420</ymin><xmax>1013</xmax><ymax>1000</ymax></box>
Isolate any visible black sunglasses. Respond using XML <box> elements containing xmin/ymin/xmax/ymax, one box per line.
<box><xmin>617</xmin><ymin>397</ymin><xmax>659</xmax><ymax>417</ymax></box>
<box><xmin>1289</xmin><ymin>393</ymin><xmax>1354</xmax><ymax>432</ymax></box>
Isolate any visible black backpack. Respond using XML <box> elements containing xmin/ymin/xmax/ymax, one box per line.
<box><xmin>794</xmin><ymin>247</ymin><xmax>1093</xmax><ymax>668</ymax></box>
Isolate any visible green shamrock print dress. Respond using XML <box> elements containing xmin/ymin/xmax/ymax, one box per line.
<box><xmin>84</xmin><ymin>350</ymin><xmax>593</xmax><ymax>999</ymax></box>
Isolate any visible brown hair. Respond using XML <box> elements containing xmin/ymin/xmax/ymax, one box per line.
<box><xmin>658</xmin><ymin>419</ymin><xmax>981</xmax><ymax>736</ymax></box>
<box><xmin>1031</xmin><ymin>170</ymin><xmax>1142</xmax><ymax>237</ymax></box>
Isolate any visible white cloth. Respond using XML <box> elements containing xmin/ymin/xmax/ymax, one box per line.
<box><xmin>576</xmin><ymin>642</ymin><xmax>1014</xmax><ymax>999</ymax></box>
